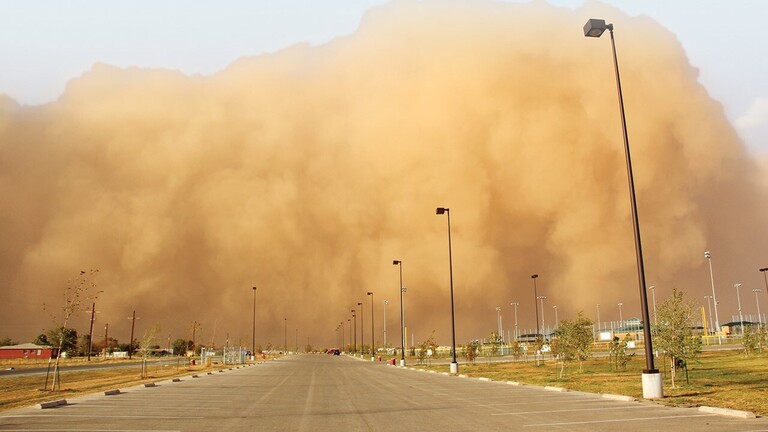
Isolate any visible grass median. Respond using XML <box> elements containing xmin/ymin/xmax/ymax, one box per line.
<box><xmin>0</xmin><ymin>358</ymin><xmax>254</xmax><ymax>411</ymax></box>
<box><xmin>410</xmin><ymin>349</ymin><xmax>768</xmax><ymax>415</ymax></box>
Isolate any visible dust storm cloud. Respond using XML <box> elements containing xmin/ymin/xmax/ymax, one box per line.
<box><xmin>1</xmin><ymin>0</ymin><xmax>766</xmax><ymax>348</ymax></box>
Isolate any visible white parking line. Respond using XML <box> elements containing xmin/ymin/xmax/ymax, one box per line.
<box><xmin>523</xmin><ymin>413</ymin><xmax>717</xmax><ymax>427</ymax></box>
<box><xmin>492</xmin><ymin>404</ymin><xmax>652</xmax><ymax>415</ymax></box>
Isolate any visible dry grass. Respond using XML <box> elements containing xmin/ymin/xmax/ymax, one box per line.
<box><xmin>0</xmin><ymin>359</ymin><xmax>257</xmax><ymax>411</ymax></box>
<box><xmin>414</xmin><ymin>349</ymin><xmax>768</xmax><ymax>415</ymax></box>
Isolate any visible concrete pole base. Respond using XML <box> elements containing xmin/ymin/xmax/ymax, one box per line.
<box><xmin>371</xmin><ymin>357</ymin><xmax>375</xmax><ymax>362</ymax></box>
<box><xmin>399</xmin><ymin>359</ymin><xmax>406</xmax><ymax>367</ymax></box>
<box><xmin>642</xmin><ymin>371</ymin><xmax>663</xmax><ymax>399</ymax></box>
<box><xmin>450</xmin><ymin>362</ymin><xmax>459</xmax><ymax>375</ymax></box>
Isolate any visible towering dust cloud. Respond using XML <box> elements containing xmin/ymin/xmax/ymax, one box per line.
<box><xmin>1</xmin><ymin>1</ymin><xmax>766</xmax><ymax>348</ymax></box>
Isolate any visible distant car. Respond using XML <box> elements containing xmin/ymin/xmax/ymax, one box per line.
<box><xmin>333</xmin><ymin>349</ymin><xmax>341</xmax><ymax>356</ymax></box>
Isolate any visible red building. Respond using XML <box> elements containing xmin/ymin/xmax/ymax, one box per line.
<box><xmin>0</xmin><ymin>343</ymin><xmax>58</xmax><ymax>359</ymax></box>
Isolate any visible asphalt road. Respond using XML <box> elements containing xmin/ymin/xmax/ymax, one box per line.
<box><xmin>1</xmin><ymin>354</ymin><xmax>766</xmax><ymax>431</ymax></box>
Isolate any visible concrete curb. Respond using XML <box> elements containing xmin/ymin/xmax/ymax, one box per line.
<box><xmin>544</xmin><ymin>386</ymin><xmax>567</xmax><ymax>392</ymax></box>
<box><xmin>505</xmin><ymin>381</ymin><xmax>521</xmax><ymax>386</ymax></box>
<box><xmin>602</xmin><ymin>394</ymin><xmax>635</xmax><ymax>402</ymax></box>
<box><xmin>143</xmin><ymin>382</ymin><xmax>156</xmax><ymax>388</ymax></box>
<box><xmin>38</xmin><ymin>399</ymin><xmax>67</xmax><ymax>409</ymax></box>
<box><xmin>698</xmin><ymin>406</ymin><xmax>756</xmax><ymax>419</ymax></box>
<box><xmin>103</xmin><ymin>389</ymin><xmax>121</xmax><ymax>396</ymax></box>
<box><xmin>172</xmin><ymin>378</ymin><xmax>182</xmax><ymax>382</ymax></box>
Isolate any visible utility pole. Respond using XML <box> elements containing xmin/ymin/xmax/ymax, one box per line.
<box><xmin>103</xmin><ymin>323</ymin><xmax>109</xmax><ymax>358</ymax></box>
<box><xmin>128</xmin><ymin>311</ymin><xmax>139</xmax><ymax>360</ymax></box>
<box><xmin>87</xmin><ymin>302</ymin><xmax>96</xmax><ymax>361</ymax></box>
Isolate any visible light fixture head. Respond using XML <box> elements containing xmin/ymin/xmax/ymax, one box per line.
<box><xmin>531</xmin><ymin>274</ymin><xmax>539</xmax><ymax>279</ymax></box>
<box><xmin>436</xmin><ymin>207</ymin><xmax>448</xmax><ymax>215</ymax></box>
<box><xmin>393</xmin><ymin>260</ymin><xmax>401</xmax><ymax>265</ymax></box>
<box><xmin>367</xmin><ymin>292</ymin><xmax>373</xmax><ymax>295</ymax></box>
<box><xmin>583</xmin><ymin>18</ymin><xmax>611</xmax><ymax>37</ymax></box>
<box><xmin>704</xmin><ymin>251</ymin><xmax>711</xmax><ymax>259</ymax></box>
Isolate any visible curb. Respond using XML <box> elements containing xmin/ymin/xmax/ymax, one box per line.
<box><xmin>698</xmin><ymin>406</ymin><xmax>756</xmax><ymax>419</ymax></box>
<box><xmin>38</xmin><ymin>399</ymin><xmax>67</xmax><ymax>409</ymax></box>
<box><xmin>103</xmin><ymin>389</ymin><xmax>121</xmax><ymax>396</ymax></box>
<box><xmin>602</xmin><ymin>394</ymin><xmax>635</xmax><ymax>402</ymax></box>
<box><xmin>544</xmin><ymin>386</ymin><xmax>567</xmax><ymax>392</ymax></box>
<box><xmin>143</xmin><ymin>382</ymin><xmax>156</xmax><ymax>388</ymax></box>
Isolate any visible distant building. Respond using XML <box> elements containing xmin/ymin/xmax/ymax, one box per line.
<box><xmin>0</xmin><ymin>343</ymin><xmax>58</xmax><ymax>360</ymax></box>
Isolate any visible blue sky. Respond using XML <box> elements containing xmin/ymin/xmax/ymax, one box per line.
<box><xmin>1</xmin><ymin>0</ymin><xmax>765</xmax><ymax>151</ymax></box>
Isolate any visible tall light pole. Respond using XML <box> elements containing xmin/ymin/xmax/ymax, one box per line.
<box><xmin>495</xmin><ymin>307</ymin><xmax>502</xmax><ymax>342</ymax></box>
<box><xmin>649</xmin><ymin>286</ymin><xmax>657</xmax><ymax>327</ymax></box>
<box><xmin>735</xmin><ymin>283</ymin><xmax>744</xmax><ymax>334</ymax></box>
<box><xmin>753</xmin><ymin>289</ymin><xmax>763</xmax><ymax>325</ymax></box>
<box><xmin>760</xmin><ymin>268</ymin><xmax>768</xmax><ymax>303</ymax></box>
<box><xmin>618</xmin><ymin>302</ymin><xmax>624</xmax><ymax>325</ymax></box>
<box><xmin>393</xmin><ymin>260</ymin><xmax>406</xmax><ymax>366</ymax></box>
<box><xmin>358</xmin><ymin>302</ymin><xmax>364</xmax><ymax>357</ymax></box>
<box><xmin>705</xmin><ymin>296</ymin><xmax>714</xmax><ymax>335</ymax></box>
<box><xmin>436</xmin><ymin>207</ymin><xmax>458</xmax><ymax>374</ymax></box>
<box><xmin>351</xmin><ymin>309</ymin><xmax>357</xmax><ymax>355</ymax></box>
<box><xmin>532</xmin><ymin>275</ymin><xmax>540</xmax><ymax>340</ymax></box>
<box><xmin>596</xmin><ymin>304</ymin><xmax>601</xmax><ymax>332</ymax></box>
<box><xmin>584</xmin><ymin>18</ymin><xmax>661</xmax><ymax>398</ymax></box>
<box><xmin>284</xmin><ymin>318</ymin><xmax>287</xmax><ymax>354</ymax></box>
<box><xmin>383</xmin><ymin>300</ymin><xmax>389</xmax><ymax>348</ymax></box>
<box><xmin>347</xmin><ymin>319</ymin><xmax>351</xmax><ymax>352</ymax></box>
<box><xmin>252</xmin><ymin>287</ymin><xmax>257</xmax><ymax>358</ymax></box>
<box><xmin>510</xmin><ymin>302</ymin><xmax>519</xmax><ymax>341</ymax></box>
<box><xmin>340</xmin><ymin>321</ymin><xmax>345</xmax><ymax>350</ymax></box>
<box><xmin>553</xmin><ymin>305</ymin><xmax>558</xmax><ymax>329</ymax></box>
<box><xmin>367</xmin><ymin>292</ymin><xmax>375</xmax><ymax>360</ymax></box>
<box><xmin>538</xmin><ymin>296</ymin><xmax>547</xmax><ymax>334</ymax></box>
<box><xmin>705</xmin><ymin>251</ymin><xmax>722</xmax><ymax>344</ymax></box>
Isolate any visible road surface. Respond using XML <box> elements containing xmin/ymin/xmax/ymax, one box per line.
<box><xmin>1</xmin><ymin>354</ymin><xmax>765</xmax><ymax>431</ymax></box>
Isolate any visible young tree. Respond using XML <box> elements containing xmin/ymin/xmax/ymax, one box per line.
<box><xmin>489</xmin><ymin>331</ymin><xmax>501</xmax><ymax>357</ymax></box>
<box><xmin>0</xmin><ymin>337</ymin><xmax>17</xmax><ymax>346</ymax></box>
<box><xmin>139</xmin><ymin>324</ymin><xmax>161</xmax><ymax>378</ymax></box>
<box><xmin>608</xmin><ymin>334</ymin><xmax>635</xmax><ymax>370</ymax></box>
<box><xmin>465</xmin><ymin>340</ymin><xmax>480</xmax><ymax>365</ymax></box>
<box><xmin>510</xmin><ymin>340</ymin><xmax>522</xmax><ymax>361</ymax></box>
<box><xmin>551</xmin><ymin>312</ymin><xmax>593</xmax><ymax>377</ymax></box>
<box><xmin>43</xmin><ymin>269</ymin><xmax>101</xmax><ymax>391</ymax></box>
<box><xmin>653</xmin><ymin>288</ymin><xmax>702</xmax><ymax>388</ymax></box>
<box><xmin>742</xmin><ymin>325</ymin><xmax>767</xmax><ymax>356</ymax></box>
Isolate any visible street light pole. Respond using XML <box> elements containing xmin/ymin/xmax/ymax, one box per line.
<box><xmin>705</xmin><ymin>296</ymin><xmax>714</xmax><ymax>335</ymax></box>
<box><xmin>510</xmin><ymin>302</ymin><xmax>519</xmax><ymax>341</ymax></box>
<box><xmin>735</xmin><ymin>284</ymin><xmax>744</xmax><ymax>335</ymax></box>
<box><xmin>367</xmin><ymin>292</ymin><xmax>375</xmax><ymax>360</ymax></box>
<box><xmin>584</xmin><ymin>18</ymin><xmax>661</xmax><ymax>399</ymax></box>
<box><xmin>596</xmin><ymin>304</ymin><xmax>601</xmax><ymax>332</ymax></box>
<box><xmin>532</xmin><ymin>275</ymin><xmax>540</xmax><ymax>340</ymax></box>
<box><xmin>284</xmin><ymin>318</ymin><xmax>287</xmax><ymax>354</ymax></box>
<box><xmin>252</xmin><ymin>287</ymin><xmax>257</xmax><ymax>359</ymax></box>
<box><xmin>553</xmin><ymin>305</ymin><xmax>558</xmax><ymax>329</ymax></box>
<box><xmin>538</xmin><ymin>296</ymin><xmax>547</xmax><ymax>333</ymax></box>
<box><xmin>649</xmin><ymin>286</ymin><xmax>657</xmax><ymax>327</ymax></box>
<box><xmin>705</xmin><ymin>251</ymin><xmax>722</xmax><ymax>344</ymax></box>
<box><xmin>618</xmin><ymin>302</ymin><xmax>624</xmax><ymax>324</ymax></box>
<box><xmin>495</xmin><ymin>307</ymin><xmax>502</xmax><ymax>341</ymax></box>
<box><xmin>393</xmin><ymin>260</ymin><xmax>406</xmax><ymax>366</ymax></box>
<box><xmin>753</xmin><ymin>289</ymin><xmax>763</xmax><ymax>325</ymax></box>
<box><xmin>358</xmin><ymin>302</ymin><xmax>364</xmax><ymax>358</ymax></box>
<box><xmin>383</xmin><ymin>300</ymin><xmax>389</xmax><ymax>348</ymax></box>
<box><xmin>351</xmin><ymin>309</ymin><xmax>357</xmax><ymax>355</ymax></box>
<box><xmin>436</xmin><ymin>207</ymin><xmax>458</xmax><ymax>374</ymax></box>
